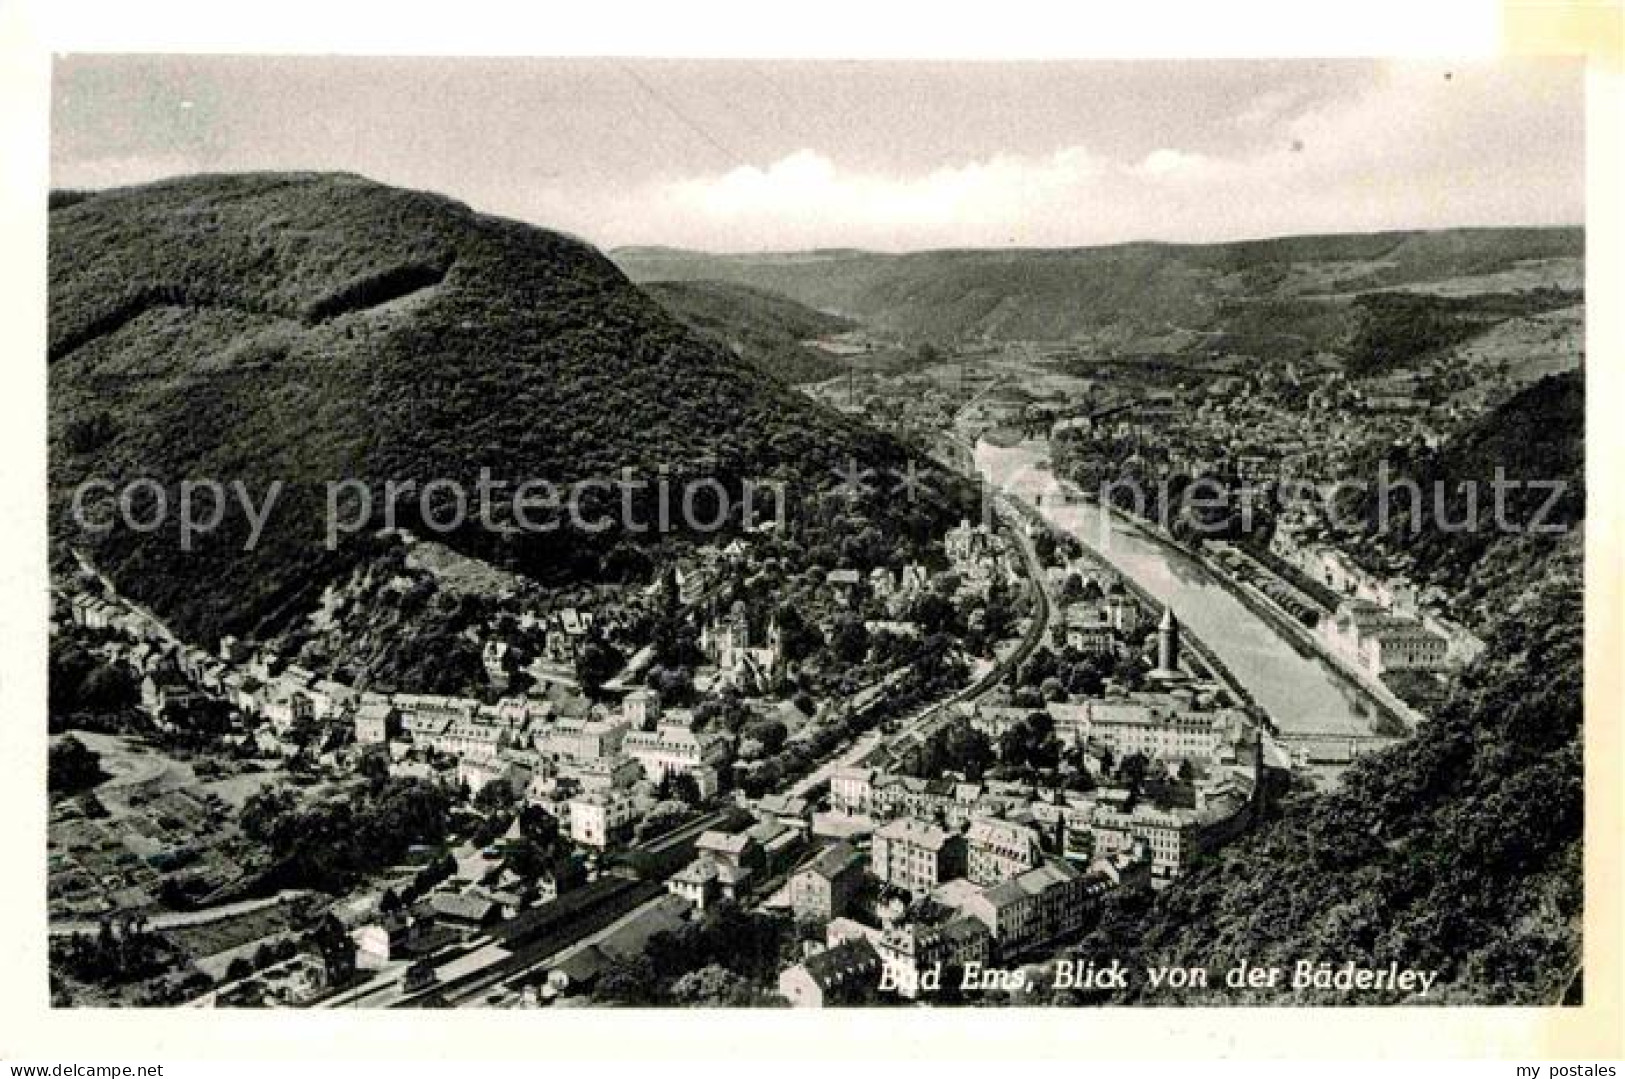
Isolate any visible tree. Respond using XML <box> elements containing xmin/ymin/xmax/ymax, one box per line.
<box><xmin>303</xmin><ymin>913</ymin><xmax>357</xmax><ymax>984</ymax></box>
<box><xmin>669</xmin><ymin>963</ymin><xmax>754</xmax><ymax>1006</ymax></box>
<box><xmin>574</xmin><ymin>635</ymin><xmax>625</xmax><ymax>698</ymax></box>
<box><xmin>240</xmin><ymin>785</ymin><xmax>298</xmax><ymax>845</ymax></box>
<box><xmin>519</xmin><ymin>804</ymin><xmax>561</xmax><ymax>846</ymax></box>
<box><xmin>357</xmin><ymin>750</ymin><xmax>390</xmax><ymax>784</ymax></box>
<box><xmin>656</xmin><ymin>771</ymin><xmax>702</xmax><ymax>806</ymax></box>
<box><xmin>997</xmin><ymin>712</ymin><xmax>1060</xmax><ymax>773</ymax></box>
<box><xmin>1032</xmin><ymin>530</ymin><xmax>1058</xmax><ymax>567</ymax></box>
<box><xmin>911</xmin><ymin>592</ymin><xmax>958</xmax><ymax>636</ymax></box>
<box><xmin>1022</xmin><ymin>646</ymin><xmax>1059</xmax><ymax>687</ymax></box>
<box><xmin>79</xmin><ymin>664</ymin><xmax>138</xmax><ymax>712</ymax></box>
<box><xmin>593</xmin><ymin>955</ymin><xmax>660</xmax><ymax>1005</ymax></box>
<box><xmin>773</xmin><ymin>604</ymin><xmax>823</xmax><ymax>663</ymax></box>
<box><xmin>473</xmin><ymin>779</ymin><xmax>517</xmax><ymax>814</ymax></box>
<box><xmin>829</xmin><ymin>616</ymin><xmax>870</xmax><ymax>665</ymax></box>
<box><xmin>741</xmin><ymin>717</ymin><xmax>788</xmax><ymax>756</ymax></box>
<box><xmin>1118</xmin><ymin>751</ymin><xmax>1150</xmax><ymax>792</ymax></box>
<box><xmin>941</xmin><ymin>720</ymin><xmax>995</xmax><ymax>781</ymax></box>
<box><xmin>48</xmin><ymin>736</ymin><xmax>104</xmax><ymax>796</ymax></box>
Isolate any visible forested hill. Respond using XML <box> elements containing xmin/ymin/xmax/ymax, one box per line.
<box><xmin>1071</xmin><ymin>379</ymin><xmax>1585</xmax><ymax>1005</ymax></box>
<box><xmin>614</xmin><ymin>228</ymin><xmax>1582</xmax><ymax>358</ymax></box>
<box><xmin>641</xmin><ymin>280</ymin><xmax>853</xmax><ymax>385</ymax></box>
<box><xmin>48</xmin><ymin>173</ymin><xmax>970</xmax><ymax>643</ymax></box>
<box><xmin>1335</xmin><ymin>369</ymin><xmax>1584</xmax><ymax>630</ymax></box>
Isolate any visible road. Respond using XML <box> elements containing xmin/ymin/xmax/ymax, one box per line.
<box><xmin>50</xmin><ymin>890</ymin><xmax>313</xmax><ymax>938</ymax></box>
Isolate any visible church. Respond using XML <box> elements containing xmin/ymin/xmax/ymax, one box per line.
<box><xmin>700</xmin><ymin>600</ymin><xmax>784</xmax><ymax>695</ymax></box>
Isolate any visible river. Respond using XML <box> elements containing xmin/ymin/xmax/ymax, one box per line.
<box><xmin>976</xmin><ymin>440</ymin><xmax>1380</xmax><ymax>739</ymax></box>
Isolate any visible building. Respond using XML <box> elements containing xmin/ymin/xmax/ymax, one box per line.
<box><xmin>567</xmin><ymin>789</ymin><xmax>635</xmax><ymax>849</ymax></box>
<box><xmin>965</xmin><ymin>816</ymin><xmax>1044</xmax><ymax>886</ymax></box>
<box><xmin>1045</xmin><ymin>698</ymin><xmax>1236</xmax><ymax>763</ymax></box>
<box><xmin>871</xmin><ymin>817</ymin><xmax>966</xmax><ymax>895</ymax></box>
<box><xmin>351</xmin><ymin>913</ymin><xmax>452</xmax><ymax>970</ymax></box>
<box><xmin>353</xmin><ymin>701</ymin><xmax>401</xmax><ymax>745</ymax></box>
<box><xmin>945</xmin><ymin>519</ymin><xmax>996</xmax><ymax>564</ymax></box>
<box><xmin>874</xmin><ymin>917</ymin><xmax>993</xmax><ymax>999</ymax></box>
<box><xmin>624</xmin><ymin>716</ymin><xmax>728</xmax><ymax>797</ymax></box>
<box><xmin>560</xmin><ymin>754</ymin><xmax>641</xmax><ymax>792</ymax></box>
<box><xmin>140</xmin><ymin>669</ymin><xmax>201</xmax><ymax>717</ymax></box>
<box><xmin>457</xmin><ymin>754</ymin><xmax>532</xmax><ymax>798</ymax></box>
<box><xmin>263</xmin><ymin>690</ymin><xmax>313</xmax><ymax>734</ymax></box>
<box><xmin>829</xmin><ymin>766</ymin><xmax>876</xmax><ymax>817</ymax></box>
<box><xmin>1089</xmin><ymin>803</ymin><xmax>1199</xmax><ymax>881</ymax></box>
<box><xmin>745</xmin><ymin>818</ymin><xmax>804</xmax><ymax>875</ymax></box>
<box><xmin>395</xmin><ymin>694</ymin><xmax>477</xmax><ymax>726</ymax></box>
<box><xmin>788</xmin><ymin>842</ymin><xmax>866</xmax><ymax>922</ymax></box>
<box><xmin>666</xmin><ymin>858</ymin><xmax>723</xmax><ymax>911</ymax></box>
<box><xmin>1322</xmin><ymin>600</ymin><xmax>1447</xmax><ymax>675</ymax></box>
<box><xmin>1056</xmin><ymin>606</ymin><xmax>1117</xmax><ymax>655</ymax></box>
<box><xmin>425</xmin><ymin>720</ymin><xmax>511</xmax><ymax>759</ymax></box>
<box><xmin>777</xmin><ymin>940</ymin><xmax>880</xmax><ymax>1008</ymax></box>
<box><xmin>962</xmin><ymin>859</ymin><xmax>1100</xmax><ymax>955</ymax></box>
<box><xmin>542</xmin><ymin>608</ymin><xmax>594</xmax><ymax>664</ymax></box>
<box><xmin>1152</xmin><ymin>607</ymin><xmax>1181</xmax><ymax>678</ymax></box>
<box><xmin>621</xmin><ymin>688</ymin><xmax>661</xmax><ymax>728</ymax></box>
<box><xmin>482</xmin><ymin>640</ymin><xmax>513</xmax><ymax>686</ymax></box>
<box><xmin>540</xmin><ymin>715</ymin><xmax>629</xmax><ymax>763</ymax></box>
<box><xmin>700</xmin><ymin>602</ymin><xmax>783</xmax><ymax>693</ymax></box>
<box><xmin>307</xmin><ymin>679</ymin><xmax>359</xmax><ymax>721</ymax></box>
<box><xmin>429</xmin><ymin>891</ymin><xmax>501</xmax><ymax>932</ymax></box>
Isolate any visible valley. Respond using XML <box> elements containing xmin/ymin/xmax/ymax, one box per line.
<box><xmin>46</xmin><ymin>174</ymin><xmax>1584</xmax><ymax>1009</ymax></box>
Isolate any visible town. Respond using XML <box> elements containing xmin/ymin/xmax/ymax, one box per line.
<box><xmin>49</xmin><ymin>420</ymin><xmax>1301</xmax><ymax>1009</ymax></box>
<box><xmin>48</xmin><ymin>260</ymin><xmax>1580</xmax><ymax>1007</ymax></box>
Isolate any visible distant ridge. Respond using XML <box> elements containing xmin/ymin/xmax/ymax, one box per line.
<box><xmin>613</xmin><ymin>226</ymin><xmax>1583</xmax><ymax>349</ymax></box>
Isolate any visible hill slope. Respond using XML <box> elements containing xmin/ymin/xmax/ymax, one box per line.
<box><xmin>49</xmin><ymin>173</ymin><xmax>968</xmax><ymax>644</ymax></box>
<box><xmin>1334</xmin><ymin>369</ymin><xmax>1584</xmax><ymax>627</ymax></box>
<box><xmin>613</xmin><ymin>229</ymin><xmax>1582</xmax><ymax>358</ymax></box>
<box><xmin>640</xmin><ymin>280</ymin><xmax>854</xmax><ymax>385</ymax></box>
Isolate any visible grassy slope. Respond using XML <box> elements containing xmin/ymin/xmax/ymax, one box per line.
<box><xmin>49</xmin><ymin>173</ymin><xmax>968</xmax><ymax>644</ymax></box>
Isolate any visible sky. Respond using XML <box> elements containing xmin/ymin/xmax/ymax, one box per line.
<box><xmin>51</xmin><ymin>56</ymin><xmax>1585</xmax><ymax>252</ymax></box>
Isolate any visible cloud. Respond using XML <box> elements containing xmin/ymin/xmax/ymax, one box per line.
<box><xmin>51</xmin><ymin>58</ymin><xmax>1582</xmax><ymax>252</ymax></box>
<box><xmin>613</xmin><ymin>61</ymin><xmax>1581</xmax><ymax>251</ymax></box>
<box><xmin>1136</xmin><ymin>149</ymin><xmax>1211</xmax><ymax>178</ymax></box>
<box><xmin>656</xmin><ymin>147</ymin><xmax>1108</xmax><ymax>247</ymax></box>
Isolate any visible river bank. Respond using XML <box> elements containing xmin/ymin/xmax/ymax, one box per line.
<box><xmin>975</xmin><ymin>439</ymin><xmax>1391</xmax><ymax>743</ymax></box>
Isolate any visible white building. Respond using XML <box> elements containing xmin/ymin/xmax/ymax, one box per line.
<box><xmin>567</xmin><ymin>789</ymin><xmax>635</xmax><ymax>849</ymax></box>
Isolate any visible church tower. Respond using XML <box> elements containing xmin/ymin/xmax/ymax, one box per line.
<box><xmin>1155</xmin><ymin>606</ymin><xmax>1180</xmax><ymax>676</ymax></box>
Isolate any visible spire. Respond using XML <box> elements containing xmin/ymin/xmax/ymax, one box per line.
<box><xmin>1156</xmin><ymin>605</ymin><xmax>1181</xmax><ymax>677</ymax></box>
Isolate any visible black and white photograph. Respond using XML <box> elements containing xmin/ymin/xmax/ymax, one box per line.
<box><xmin>3</xmin><ymin>0</ymin><xmax>1622</xmax><ymax>1063</ymax></box>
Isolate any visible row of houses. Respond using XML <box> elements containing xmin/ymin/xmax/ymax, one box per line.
<box><xmin>778</xmin><ymin>844</ymin><xmax>1153</xmax><ymax>1006</ymax></box>
<box><xmin>831</xmin><ymin>749</ymin><xmax>1260</xmax><ymax>885</ymax></box>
